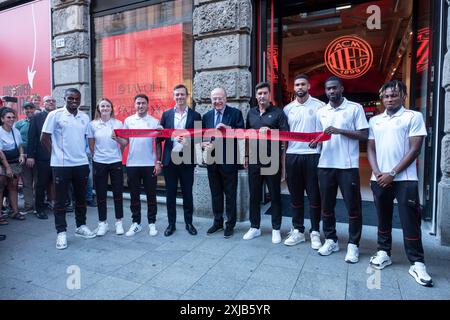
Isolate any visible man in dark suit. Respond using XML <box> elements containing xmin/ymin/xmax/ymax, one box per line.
<box><xmin>202</xmin><ymin>87</ymin><xmax>245</xmax><ymax>238</ymax></box>
<box><xmin>158</xmin><ymin>84</ymin><xmax>201</xmax><ymax>236</ymax></box>
<box><xmin>27</xmin><ymin>95</ymin><xmax>56</xmax><ymax>219</ymax></box>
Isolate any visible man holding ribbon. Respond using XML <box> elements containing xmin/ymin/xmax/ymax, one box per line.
<box><xmin>202</xmin><ymin>87</ymin><xmax>244</xmax><ymax>238</ymax></box>
<box><xmin>283</xmin><ymin>74</ymin><xmax>325</xmax><ymax>249</ymax></box>
<box><xmin>242</xmin><ymin>82</ymin><xmax>289</xmax><ymax>244</ymax></box>
<box><xmin>315</xmin><ymin>76</ymin><xmax>368</xmax><ymax>263</ymax></box>
<box><xmin>122</xmin><ymin>94</ymin><xmax>162</xmax><ymax>237</ymax></box>
<box><xmin>157</xmin><ymin>84</ymin><xmax>201</xmax><ymax>237</ymax></box>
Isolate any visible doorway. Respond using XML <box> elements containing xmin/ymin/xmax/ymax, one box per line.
<box><xmin>256</xmin><ymin>0</ymin><xmax>434</xmax><ymax>225</ymax></box>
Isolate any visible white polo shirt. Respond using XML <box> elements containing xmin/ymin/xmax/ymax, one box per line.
<box><xmin>87</xmin><ymin>118</ymin><xmax>123</xmax><ymax>164</ymax></box>
<box><xmin>123</xmin><ymin>113</ymin><xmax>159</xmax><ymax>167</ymax></box>
<box><xmin>369</xmin><ymin>107</ymin><xmax>426</xmax><ymax>181</ymax></box>
<box><xmin>0</xmin><ymin>127</ymin><xmax>22</xmax><ymax>151</ymax></box>
<box><xmin>42</xmin><ymin>107</ymin><xmax>89</xmax><ymax>167</ymax></box>
<box><xmin>172</xmin><ymin>107</ymin><xmax>188</xmax><ymax>152</ymax></box>
<box><xmin>284</xmin><ymin>96</ymin><xmax>325</xmax><ymax>155</ymax></box>
<box><xmin>317</xmin><ymin>98</ymin><xmax>369</xmax><ymax>169</ymax></box>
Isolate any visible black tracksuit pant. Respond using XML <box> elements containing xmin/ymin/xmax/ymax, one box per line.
<box><xmin>285</xmin><ymin>154</ymin><xmax>321</xmax><ymax>233</ymax></box>
<box><xmin>53</xmin><ymin>165</ymin><xmax>89</xmax><ymax>233</ymax></box>
<box><xmin>93</xmin><ymin>161</ymin><xmax>124</xmax><ymax>221</ymax></box>
<box><xmin>318</xmin><ymin>168</ymin><xmax>362</xmax><ymax>245</ymax></box>
<box><xmin>126</xmin><ymin>166</ymin><xmax>157</xmax><ymax>224</ymax></box>
<box><xmin>248</xmin><ymin>163</ymin><xmax>282</xmax><ymax>230</ymax></box>
<box><xmin>371</xmin><ymin>181</ymin><xmax>425</xmax><ymax>264</ymax></box>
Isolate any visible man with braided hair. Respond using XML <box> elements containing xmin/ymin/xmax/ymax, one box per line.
<box><xmin>367</xmin><ymin>80</ymin><xmax>432</xmax><ymax>287</ymax></box>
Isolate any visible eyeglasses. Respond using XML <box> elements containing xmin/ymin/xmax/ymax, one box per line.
<box><xmin>44</xmin><ymin>99</ymin><xmax>56</xmax><ymax>103</ymax></box>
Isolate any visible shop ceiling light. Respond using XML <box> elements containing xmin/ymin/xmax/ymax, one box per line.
<box><xmin>336</xmin><ymin>4</ymin><xmax>351</xmax><ymax>11</ymax></box>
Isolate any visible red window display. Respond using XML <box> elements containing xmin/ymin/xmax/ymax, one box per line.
<box><xmin>0</xmin><ymin>0</ymin><xmax>51</xmax><ymax>116</ymax></box>
<box><xmin>101</xmin><ymin>24</ymin><xmax>183</xmax><ymax>122</ymax></box>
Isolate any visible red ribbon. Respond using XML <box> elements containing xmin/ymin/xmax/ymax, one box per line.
<box><xmin>115</xmin><ymin>128</ymin><xmax>330</xmax><ymax>143</ymax></box>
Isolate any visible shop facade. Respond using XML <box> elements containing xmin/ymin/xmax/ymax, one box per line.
<box><xmin>0</xmin><ymin>0</ymin><xmax>449</xmax><ymax>245</ymax></box>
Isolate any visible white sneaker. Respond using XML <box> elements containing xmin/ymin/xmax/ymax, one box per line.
<box><xmin>125</xmin><ymin>222</ymin><xmax>142</xmax><ymax>237</ymax></box>
<box><xmin>56</xmin><ymin>232</ymin><xmax>67</xmax><ymax>250</ymax></box>
<box><xmin>283</xmin><ymin>229</ymin><xmax>305</xmax><ymax>246</ymax></box>
<box><xmin>96</xmin><ymin>221</ymin><xmax>109</xmax><ymax>236</ymax></box>
<box><xmin>369</xmin><ymin>250</ymin><xmax>392</xmax><ymax>270</ymax></box>
<box><xmin>243</xmin><ymin>228</ymin><xmax>261</xmax><ymax>240</ymax></box>
<box><xmin>115</xmin><ymin>220</ymin><xmax>124</xmax><ymax>235</ymax></box>
<box><xmin>272</xmin><ymin>229</ymin><xmax>281</xmax><ymax>244</ymax></box>
<box><xmin>409</xmin><ymin>262</ymin><xmax>433</xmax><ymax>287</ymax></box>
<box><xmin>75</xmin><ymin>225</ymin><xmax>96</xmax><ymax>239</ymax></box>
<box><xmin>318</xmin><ymin>239</ymin><xmax>339</xmax><ymax>256</ymax></box>
<box><xmin>344</xmin><ymin>243</ymin><xmax>359</xmax><ymax>263</ymax></box>
<box><xmin>310</xmin><ymin>231</ymin><xmax>322</xmax><ymax>250</ymax></box>
<box><xmin>149</xmin><ymin>223</ymin><xmax>158</xmax><ymax>236</ymax></box>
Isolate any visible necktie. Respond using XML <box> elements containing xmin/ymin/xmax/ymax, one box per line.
<box><xmin>215</xmin><ymin>111</ymin><xmax>222</xmax><ymax>127</ymax></box>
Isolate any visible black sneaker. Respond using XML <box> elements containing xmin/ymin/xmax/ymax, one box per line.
<box><xmin>207</xmin><ymin>224</ymin><xmax>223</xmax><ymax>235</ymax></box>
<box><xmin>224</xmin><ymin>226</ymin><xmax>234</xmax><ymax>238</ymax></box>
<box><xmin>87</xmin><ymin>199</ymin><xmax>97</xmax><ymax>207</ymax></box>
<box><xmin>35</xmin><ymin>211</ymin><xmax>48</xmax><ymax>220</ymax></box>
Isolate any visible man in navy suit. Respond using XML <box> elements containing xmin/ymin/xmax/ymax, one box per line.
<box><xmin>202</xmin><ymin>87</ymin><xmax>245</xmax><ymax>238</ymax></box>
<box><xmin>158</xmin><ymin>84</ymin><xmax>201</xmax><ymax>237</ymax></box>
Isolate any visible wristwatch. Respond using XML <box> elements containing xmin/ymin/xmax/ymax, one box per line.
<box><xmin>389</xmin><ymin>170</ymin><xmax>397</xmax><ymax>177</ymax></box>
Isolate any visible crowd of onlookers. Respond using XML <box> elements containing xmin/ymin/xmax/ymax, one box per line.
<box><xmin>0</xmin><ymin>93</ymin><xmax>96</xmax><ymax>242</ymax></box>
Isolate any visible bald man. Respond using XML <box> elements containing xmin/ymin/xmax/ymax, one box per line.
<box><xmin>202</xmin><ymin>87</ymin><xmax>244</xmax><ymax>238</ymax></box>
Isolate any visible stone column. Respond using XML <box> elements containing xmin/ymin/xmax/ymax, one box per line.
<box><xmin>51</xmin><ymin>0</ymin><xmax>91</xmax><ymax>112</ymax></box>
<box><xmin>438</xmin><ymin>1</ymin><xmax>450</xmax><ymax>246</ymax></box>
<box><xmin>192</xmin><ymin>0</ymin><xmax>252</xmax><ymax>221</ymax></box>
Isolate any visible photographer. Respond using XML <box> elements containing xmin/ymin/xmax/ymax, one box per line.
<box><xmin>0</xmin><ymin>108</ymin><xmax>26</xmax><ymax>221</ymax></box>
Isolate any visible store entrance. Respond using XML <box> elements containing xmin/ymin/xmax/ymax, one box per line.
<box><xmin>257</xmin><ymin>0</ymin><xmax>433</xmax><ymax>226</ymax></box>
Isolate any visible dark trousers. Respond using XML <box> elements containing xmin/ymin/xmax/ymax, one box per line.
<box><xmin>248</xmin><ymin>164</ymin><xmax>282</xmax><ymax>230</ymax></box>
<box><xmin>285</xmin><ymin>154</ymin><xmax>321</xmax><ymax>233</ymax></box>
<box><xmin>93</xmin><ymin>161</ymin><xmax>124</xmax><ymax>221</ymax></box>
<box><xmin>318</xmin><ymin>168</ymin><xmax>362</xmax><ymax>245</ymax></box>
<box><xmin>53</xmin><ymin>165</ymin><xmax>89</xmax><ymax>233</ymax></box>
<box><xmin>126</xmin><ymin>166</ymin><xmax>157</xmax><ymax>224</ymax></box>
<box><xmin>207</xmin><ymin>165</ymin><xmax>237</xmax><ymax>228</ymax></box>
<box><xmin>164</xmin><ymin>161</ymin><xmax>194</xmax><ymax>225</ymax></box>
<box><xmin>371</xmin><ymin>181</ymin><xmax>425</xmax><ymax>264</ymax></box>
<box><xmin>35</xmin><ymin>160</ymin><xmax>53</xmax><ymax>213</ymax></box>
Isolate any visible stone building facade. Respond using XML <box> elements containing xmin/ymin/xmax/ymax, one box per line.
<box><xmin>437</xmin><ymin>0</ymin><xmax>450</xmax><ymax>245</ymax></box>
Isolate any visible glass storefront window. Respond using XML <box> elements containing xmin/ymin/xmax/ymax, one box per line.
<box><xmin>94</xmin><ymin>0</ymin><xmax>193</xmax><ymax>120</ymax></box>
<box><xmin>94</xmin><ymin>0</ymin><xmax>193</xmax><ymax>191</ymax></box>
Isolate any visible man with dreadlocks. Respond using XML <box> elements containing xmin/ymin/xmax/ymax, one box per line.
<box><xmin>367</xmin><ymin>79</ymin><xmax>432</xmax><ymax>287</ymax></box>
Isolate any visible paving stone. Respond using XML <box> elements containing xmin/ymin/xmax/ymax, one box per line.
<box><xmin>148</xmin><ymin>265</ymin><xmax>206</xmax><ymax>294</ymax></box>
<box><xmin>40</xmin><ymin>268</ymin><xmax>107</xmax><ymax>296</ymax></box>
<box><xmin>247</xmin><ymin>264</ymin><xmax>300</xmax><ymax>291</ymax></box>
<box><xmin>235</xmin><ymin>283</ymin><xmax>291</xmax><ymax>300</ymax></box>
<box><xmin>16</xmin><ymin>284</ymin><xmax>71</xmax><ymax>300</ymax></box>
<box><xmin>72</xmin><ymin>276</ymin><xmax>141</xmax><ymax>300</ymax></box>
<box><xmin>345</xmin><ymin>279</ymin><xmax>402</xmax><ymax>300</ymax></box>
<box><xmin>291</xmin><ymin>271</ymin><xmax>347</xmax><ymax>300</ymax></box>
<box><xmin>124</xmin><ymin>284</ymin><xmax>181</xmax><ymax>300</ymax></box>
<box><xmin>182</xmin><ymin>273</ymin><xmax>244</xmax><ymax>300</ymax></box>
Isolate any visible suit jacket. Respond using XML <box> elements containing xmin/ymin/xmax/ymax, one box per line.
<box><xmin>159</xmin><ymin>107</ymin><xmax>202</xmax><ymax>166</ymax></box>
<box><xmin>27</xmin><ymin>110</ymin><xmax>51</xmax><ymax>161</ymax></box>
<box><xmin>202</xmin><ymin>105</ymin><xmax>245</xmax><ymax>172</ymax></box>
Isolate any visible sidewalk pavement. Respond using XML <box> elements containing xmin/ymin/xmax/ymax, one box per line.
<box><xmin>1</xmin><ymin>199</ymin><xmax>450</xmax><ymax>300</ymax></box>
